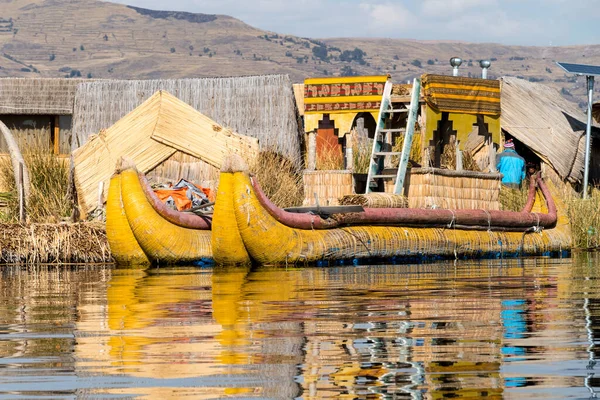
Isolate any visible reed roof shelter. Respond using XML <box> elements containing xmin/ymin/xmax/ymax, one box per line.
<box><xmin>0</xmin><ymin>78</ymin><xmax>86</xmax><ymax>155</ymax></box>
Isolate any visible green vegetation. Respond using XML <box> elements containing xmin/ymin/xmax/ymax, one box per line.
<box><xmin>410</xmin><ymin>59</ymin><xmax>422</xmax><ymax>68</ymax></box>
<box><xmin>312</xmin><ymin>45</ymin><xmax>328</xmax><ymax>61</ymax></box>
<box><xmin>340</xmin><ymin>48</ymin><xmax>366</xmax><ymax>65</ymax></box>
<box><xmin>341</xmin><ymin>65</ymin><xmax>357</xmax><ymax>76</ymax></box>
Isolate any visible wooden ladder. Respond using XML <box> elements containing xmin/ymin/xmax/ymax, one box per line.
<box><xmin>365</xmin><ymin>77</ymin><xmax>421</xmax><ymax>194</ymax></box>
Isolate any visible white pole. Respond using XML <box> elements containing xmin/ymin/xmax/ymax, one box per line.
<box><xmin>583</xmin><ymin>75</ymin><xmax>594</xmax><ymax>199</ymax></box>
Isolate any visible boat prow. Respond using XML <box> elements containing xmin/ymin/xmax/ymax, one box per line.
<box><xmin>106</xmin><ymin>165</ymin><xmax>213</xmax><ymax>265</ymax></box>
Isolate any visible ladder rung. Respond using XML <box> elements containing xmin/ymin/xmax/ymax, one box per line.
<box><xmin>385</xmin><ymin>109</ymin><xmax>408</xmax><ymax>113</ymax></box>
<box><xmin>380</xmin><ymin>128</ymin><xmax>406</xmax><ymax>133</ymax></box>
<box><xmin>374</xmin><ymin>152</ymin><xmax>402</xmax><ymax>156</ymax></box>
<box><xmin>372</xmin><ymin>174</ymin><xmax>396</xmax><ymax>179</ymax></box>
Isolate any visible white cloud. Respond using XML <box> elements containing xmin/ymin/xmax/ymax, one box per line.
<box><xmin>421</xmin><ymin>0</ymin><xmax>497</xmax><ymax>18</ymax></box>
<box><xmin>108</xmin><ymin>0</ymin><xmax>600</xmax><ymax>45</ymax></box>
<box><xmin>358</xmin><ymin>2</ymin><xmax>416</xmax><ymax>34</ymax></box>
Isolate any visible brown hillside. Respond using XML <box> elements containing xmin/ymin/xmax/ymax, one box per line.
<box><xmin>0</xmin><ymin>0</ymin><xmax>598</xmax><ymax>106</ymax></box>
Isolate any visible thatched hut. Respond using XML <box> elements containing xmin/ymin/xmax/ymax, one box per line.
<box><xmin>72</xmin><ymin>75</ymin><xmax>302</xmax><ymax>160</ymax></box>
<box><xmin>0</xmin><ymin>78</ymin><xmax>87</xmax><ymax>154</ymax></box>
<box><xmin>500</xmin><ymin>76</ymin><xmax>600</xmax><ymax>186</ymax></box>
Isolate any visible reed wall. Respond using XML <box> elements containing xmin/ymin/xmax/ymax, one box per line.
<box><xmin>404</xmin><ymin>168</ymin><xmax>502</xmax><ymax>210</ymax></box>
<box><xmin>302</xmin><ymin>170</ymin><xmax>354</xmax><ymax>206</ymax></box>
<box><xmin>72</xmin><ymin>75</ymin><xmax>302</xmax><ymax>164</ymax></box>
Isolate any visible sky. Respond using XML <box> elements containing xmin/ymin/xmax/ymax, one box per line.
<box><xmin>110</xmin><ymin>0</ymin><xmax>599</xmax><ymax>47</ymax></box>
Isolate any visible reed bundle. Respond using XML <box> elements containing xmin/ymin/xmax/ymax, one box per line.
<box><xmin>302</xmin><ymin>170</ymin><xmax>353</xmax><ymax>206</ymax></box>
<box><xmin>339</xmin><ymin>193</ymin><xmax>408</xmax><ymax>208</ymax></box>
<box><xmin>0</xmin><ymin>222</ymin><xmax>111</xmax><ymax>264</ymax></box>
<box><xmin>406</xmin><ymin>168</ymin><xmax>501</xmax><ymax>210</ymax></box>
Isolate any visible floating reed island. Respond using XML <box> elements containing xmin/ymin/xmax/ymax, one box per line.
<box><xmin>0</xmin><ymin>222</ymin><xmax>111</xmax><ymax>264</ymax></box>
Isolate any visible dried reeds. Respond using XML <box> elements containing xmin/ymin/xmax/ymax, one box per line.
<box><xmin>392</xmin><ymin>132</ymin><xmax>423</xmax><ymax>166</ymax></box>
<box><xmin>250</xmin><ymin>150</ymin><xmax>304</xmax><ymax>208</ymax></box>
<box><xmin>352</xmin><ymin>133</ymin><xmax>372</xmax><ymax>174</ymax></box>
<box><xmin>564</xmin><ymin>187</ymin><xmax>600</xmax><ymax>250</ymax></box>
<box><xmin>499</xmin><ymin>181</ymin><xmax>529</xmax><ymax>211</ymax></box>
<box><xmin>0</xmin><ymin>222</ymin><xmax>111</xmax><ymax>264</ymax></box>
<box><xmin>406</xmin><ymin>168</ymin><xmax>502</xmax><ymax>210</ymax></box>
<box><xmin>0</xmin><ymin>77</ymin><xmax>86</xmax><ymax>114</ymax></box>
<box><xmin>339</xmin><ymin>193</ymin><xmax>408</xmax><ymax>208</ymax></box>
<box><xmin>0</xmin><ymin>139</ymin><xmax>70</xmax><ymax>223</ymax></box>
<box><xmin>316</xmin><ymin>143</ymin><xmax>344</xmax><ymax>170</ymax></box>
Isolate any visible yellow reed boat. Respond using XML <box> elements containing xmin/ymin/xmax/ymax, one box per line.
<box><xmin>214</xmin><ymin>161</ymin><xmax>572</xmax><ymax>266</ymax></box>
<box><xmin>106</xmin><ymin>166</ymin><xmax>214</xmax><ymax>265</ymax></box>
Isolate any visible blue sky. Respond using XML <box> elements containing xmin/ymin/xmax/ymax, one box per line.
<box><xmin>111</xmin><ymin>0</ymin><xmax>599</xmax><ymax>46</ymax></box>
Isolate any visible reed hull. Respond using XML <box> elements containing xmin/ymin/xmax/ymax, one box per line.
<box><xmin>106</xmin><ymin>174</ymin><xmax>150</xmax><ymax>265</ymax></box>
<box><xmin>107</xmin><ymin>168</ymin><xmax>212</xmax><ymax>265</ymax></box>
<box><xmin>223</xmin><ymin>171</ymin><xmax>571</xmax><ymax>265</ymax></box>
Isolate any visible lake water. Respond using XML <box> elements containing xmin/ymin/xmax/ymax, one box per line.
<box><xmin>1</xmin><ymin>255</ymin><xmax>600</xmax><ymax>399</ymax></box>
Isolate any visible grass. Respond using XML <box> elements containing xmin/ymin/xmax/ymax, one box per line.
<box><xmin>250</xmin><ymin>150</ymin><xmax>304</xmax><ymax>208</ymax></box>
<box><xmin>564</xmin><ymin>187</ymin><xmax>600</xmax><ymax>250</ymax></box>
<box><xmin>0</xmin><ymin>142</ymin><xmax>71</xmax><ymax>223</ymax></box>
<box><xmin>352</xmin><ymin>134</ymin><xmax>372</xmax><ymax>174</ymax></box>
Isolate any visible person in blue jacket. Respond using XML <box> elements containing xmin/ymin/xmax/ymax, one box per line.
<box><xmin>496</xmin><ymin>139</ymin><xmax>525</xmax><ymax>188</ymax></box>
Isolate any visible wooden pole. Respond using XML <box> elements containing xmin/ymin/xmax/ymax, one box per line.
<box><xmin>455</xmin><ymin>140</ymin><xmax>463</xmax><ymax>171</ymax></box>
<box><xmin>53</xmin><ymin>115</ymin><xmax>60</xmax><ymax>155</ymax></box>
<box><xmin>345</xmin><ymin>130</ymin><xmax>354</xmax><ymax>171</ymax></box>
<box><xmin>307</xmin><ymin>131</ymin><xmax>317</xmax><ymax>171</ymax></box>
<box><xmin>18</xmin><ymin>162</ymin><xmax>25</xmax><ymax>223</ymax></box>
<box><xmin>488</xmin><ymin>136</ymin><xmax>497</xmax><ymax>172</ymax></box>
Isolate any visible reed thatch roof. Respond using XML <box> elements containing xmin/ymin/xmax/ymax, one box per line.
<box><xmin>500</xmin><ymin>77</ymin><xmax>600</xmax><ymax>182</ymax></box>
<box><xmin>72</xmin><ymin>75</ymin><xmax>301</xmax><ymax>162</ymax></box>
<box><xmin>73</xmin><ymin>90</ymin><xmax>259</xmax><ymax>217</ymax></box>
<box><xmin>0</xmin><ymin>78</ymin><xmax>87</xmax><ymax>115</ymax></box>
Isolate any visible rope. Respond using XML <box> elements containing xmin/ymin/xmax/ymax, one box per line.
<box><xmin>447</xmin><ymin>210</ymin><xmax>456</xmax><ymax>229</ymax></box>
<box><xmin>483</xmin><ymin>209</ymin><xmax>492</xmax><ymax>232</ymax></box>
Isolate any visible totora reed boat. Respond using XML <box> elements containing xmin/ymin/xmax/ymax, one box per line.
<box><xmin>107</xmin><ymin>157</ymin><xmax>572</xmax><ymax>266</ymax></box>
<box><xmin>212</xmin><ymin>157</ymin><xmax>572</xmax><ymax>266</ymax></box>
<box><xmin>106</xmin><ymin>163</ymin><xmax>214</xmax><ymax>265</ymax></box>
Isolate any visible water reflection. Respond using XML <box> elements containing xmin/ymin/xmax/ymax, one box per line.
<box><xmin>1</xmin><ymin>256</ymin><xmax>600</xmax><ymax>398</ymax></box>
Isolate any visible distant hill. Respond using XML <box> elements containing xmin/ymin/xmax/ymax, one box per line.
<box><xmin>1</xmin><ymin>0</ymin><xmax>598</xmax><ymax>107</ymax></box>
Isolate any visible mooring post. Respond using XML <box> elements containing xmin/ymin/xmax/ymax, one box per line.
<box><xmin>18</xmin><ymin>161</ymin><xmax>25</xmax><ymax>223</ymax></box>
